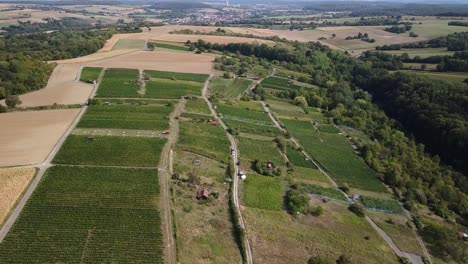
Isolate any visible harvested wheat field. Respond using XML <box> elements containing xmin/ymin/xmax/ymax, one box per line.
<box><xmin>0</xmin><ymin>109</ymin><xmax>80</xmax><ymax>167</ymax></box>
<box><xmin>0</xmin><ymin>167</ymin><xmax>36</xmax><ymax>225</ymax></box>
<box><xmin>85</xmin><ymin>50</ymin><xmax>214</xmax><ymax>74</ymax></box>
<box><xmin>14</xmin><ymin>64</ymin><xmax>94</xmax><ymax>107</ymax></box>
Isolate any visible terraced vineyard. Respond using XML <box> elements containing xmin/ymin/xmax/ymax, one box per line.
<box><xmin>0</xmin><ymin>166</ymin><xmax>163</xmax><ymax>263</ymax></box>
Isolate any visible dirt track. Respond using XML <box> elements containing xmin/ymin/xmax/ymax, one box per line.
<box><xmin>0</xmin><ymin>109</ymin><xmax>80</xmax><ymax>166</ymax></box>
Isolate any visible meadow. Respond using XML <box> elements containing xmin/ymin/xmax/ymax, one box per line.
<box><xmin>297</xmin><ymin>183</ymin><xmax>347</xmax><ymax>201</ymax></box>
<box><xmin>238</xmin><ymin>137</ymin><xmax>285</xmax><ymax>167</ymax></box>
<box><xmin>361</xmin><ymin>196</ymin><xmax>403</xmax><ymax>214</ymax></box>
<box><xmin>78</xmin><ymin>104</ymin><xmax>173</xmax><ymax>130</ymax></box>
<box><xmin>145</xmin><ymin>79</ymin><xmax>203</xmax><ymax>99</ymax></box>
<box><xmin>53</xmin><ymin>135</ymin><xmax>165</xmax><ymax>167</ymax></box>
<box><xmin>178</xmin><ymin>120</ymin><xmax>230</xmax><ymax>162</ymax></box>
<box><xmin>210</xmin><ymin>77</ymin><xmax>253</xmax><ymax>98</ymax></box>
<box><xmin>280</xmin><ymin>118</ymin><xmax>386</xmax><ymax>192</ymax></box>
<box><xmin>243</xmin><ymin>174</ymin><xmax>284</xmax><ymax>211</ymax></box>
<box><xmin>145</xmin><ymin>70</ymin><xmax>208</xmax><ymax>83</ymax></box>
<box><xmin>149</xmin><ymin>42</ymin><xmax>191</xmax><ymax>52</ymax></box>
<box><xmin>96</xmin><ymin>68</ymin><xmax>140</xmax><ymax>98</ymax></box>
<box><xmin>0</xmin><ymin>166</ymin><xmax>163</xmax><ymax>263</ymax></box>
<box><xmin>80</xmin><ymin>67</ymin><xmax>102</xmax><ymax>83</ymax></box>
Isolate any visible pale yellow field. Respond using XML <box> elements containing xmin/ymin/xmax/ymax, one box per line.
<box><xmin>0</xmin><ymin>109</ymin><xmax>80</xmax><ymax>166</ymax></box>
<box><xmin>11</xmin><ymin>64</ymin><xmax>94</xmax><ymax>107</ymax></box>
<box><xmin>0</xmin><ymin>167</ymin><xmax>36</xmax><ymax>225</ymax></box>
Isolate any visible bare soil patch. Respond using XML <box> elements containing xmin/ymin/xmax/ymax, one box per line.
<box><xmin>0</xmin><ymin>167</ymin><xmax>36</xmax><ymax>225</ymax></box>
<box><xmin>85</xmin><ymin>51</ymin><xmax>214</xmax><ymax>74</ymax></box>
<box><xmin>12</xmin><ymin>64</ymin><xmax>94</xmax><ymax>107</ymax></box>
<box><xmin>0</xmin><ymin>109</ymin><xmax>80</xmax><ymax>166</ymax></box>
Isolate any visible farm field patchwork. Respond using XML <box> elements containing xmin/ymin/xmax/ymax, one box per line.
<box><xmin>53</xmin><ymin>135</ymin><xmax>165</xmax><ymax>167</ymax></box>
<box><xmin>0</xmin><ymin>167</ymin><xmax>36</xmax><ymax>226</ymax></box>
<box><xmin>78</xmin><ymin>104</ymin><xmax>173</xmax><ymax>130</ymax></box>
<box><xmin>209</xmin><ymin>77</ymin><xmax>253</xmax><ymax>98</ymax></box>
<box><xmin>0</xmin><ymin>166</ymin><xmax>163</xmax><ymax>263</ymax></box>
<box><xmin>280</xmin><ymin>118</ymin><xmax>386</xmax><ymax>192</ymax></box>
<box><xmin>79</xmin><ymin>67</ymin><xmax>102</xmax><ymax>83</ymax></box>
<box><xmin>145</xmin><ymin>79</ymin><xmax>203</xmax><ymax>99</ymax></box>
<box><xmin>96</xmin><ymin>68</ymin><xmax>140</xmax><ymax>98</ymax></box>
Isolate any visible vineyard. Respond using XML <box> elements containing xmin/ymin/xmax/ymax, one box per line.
<box><xmin>145</xmin><ymin>70</ymin><xmax>208</xmax><ymax>83</ymax></box>
<box><xmin>53</xmin><ymin>135</ymin><xmax>165</xmax><ymax>167</ymax></box>
<box><xmin>145</xmin><ymin>79</ymin><xmax>203</xmax><ymax>99</ymax></box>
<box><xmin>78</xmin><ymin>104</ymin><xmax>173</xmax><ymax>130</ymax></box>
<box><xmin>0</xmin><ymin>166</ymin><xmax>163</xmax><ymax>263</ymax></box>
<box><xmin>361</xmin><ymin>196</ymin><xmax>404</xmax><ymax>214</ymax></box>
<box><xmin>210</xmin><ymin>77</ymin><xmax>253</xmax><ymax>98</ymax></box>
<box><xmin>96</xmin><ymin>68</ymin><xmax>140</xmax><ymax>98</ymax></box>
<box><xmin>79</xmin><ymin>67</ymin><xmax>102</xmax><ymax>83</ymax></box>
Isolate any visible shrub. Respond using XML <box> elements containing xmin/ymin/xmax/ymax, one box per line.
<box><xmin>349</xmin><ymin>203</ymin><xmax>365</xmax><ymax>217</ymax></box>
<box><xmin>336</xmin><ymin>255</ymin><xmax>352</xmax><ymax>264</ymax></box>
<box><xmin>308</xmin><ymin>256</ymin><xmax>333</xmax><ymax>264</ymax></box>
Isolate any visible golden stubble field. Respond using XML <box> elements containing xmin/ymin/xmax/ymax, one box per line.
<box><xmin>0</xmin><ymin>109</ymin><xmax>80</xmax><ymax>167</ymax></box>
<box><xmin>0</xmin><ymin>167</ymin><xmax>36</xmax><ymax>225</ymax></box>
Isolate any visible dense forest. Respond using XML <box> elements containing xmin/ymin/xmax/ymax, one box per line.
<box><xmin>0</xmin><ymin>22</ymin><xmax>142</xmax><ymax>100</ymax></box>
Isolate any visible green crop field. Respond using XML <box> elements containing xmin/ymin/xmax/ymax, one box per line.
<box><xmin>293</xmin><ymin>167</ymin><xmax>331</xmax><ymax>186</ymax></box>
<box><xmin>53</xmin><ymin>135</ymin><xmax>165</xmax><ymax>167</ymax></box>
<box><xmin>80</xmin><ymin>67</ymin><xmax>102</xmax><ymax>83</ymax></box>
<box><xmin>0</xmin><ymin>166</ymin><xmax>163</xmax><ymax>263</ymax></box>
<box><xmin>280</xmin><ymin>118</ymin><xmax>386</xmax><ymax>192</ymax></box>
<box><xmin>261</xmin><ymin>76</ymin><xmax>301</xmax><ymax>90</ymax></box>
<box><xmin>210</xmin><ymin>77</ymin><xmax>253</xmax><ymax>98</ymax></box>
<box><xmin>96</xmin><ymin>68</ymin><xmax>140</xmax><ymax>98</ymax></box>
<box><xmin>239</xmin><ymin>137</ymin><xmax>285</xmax><ymax>167</ymax></box>
<box><xmin>286</xmin><ymin>146</ymin><xmax>316</xmax><ymax>169</ymax></box>
<box><xmin>224</xmin><ymin>119</ymin><xmax>278</xmax><ymax>137</ymax></box>
<box><xmin>217</xmin><ymin>103</ymin><xmax>272</xmax><ymax>124</ymax></box>
<box><xmin>361</xmin><ymin>196</ymin><xmax>403</xmax><ymax>214</ymax></box>
<box><xmin>112</xmin><ymin>39</ymin><xmax>147</xmax><ymax>50</ymax></box>
<box><xmin>243</xmin><ymin>174</ymin><xmax>284</xmax><ymax>211</ymax></box>
<box><xmin>185</xmin><ymin>98</ymin><xmax>211</xmax><ymax>114</ymax></box>
<box><xmin>145</xmin><ymin>70</ymin><xmax>208</xmax><ymax>83</ymax></box>
<box><xmin>297</xmin><ymin>183</ymin><xmax>347</xmax><ymax>201</ymax></box>
<box><xmin>382</xmin><ymin>48</ymin><xmax>455</xmax><ymax>58</ymax></box>
<box><xmin>149</xmin><ymin>42</ymin><xmax>191</xmax><ymax>52</ymax></box>
<box><xmin>78</xmin><ymin>104</ymin><xmax>173</xmax><ymax>130</ymax></box>
<box><xmin>145</xmin><ymin>79</ymin><xmax>203</xmax><ymax>99</ymax></box>
<box><xmin>178</xmin><ymin>120</ymin><xmax>230</xmax><ymax>162</ymax></box>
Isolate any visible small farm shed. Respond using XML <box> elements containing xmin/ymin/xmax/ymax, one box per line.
<box><xmin>162</xmin><ymin>130</ymin><xmax>170</xmax><ymax>135</ymax></box>
<box><xmin>210</xmin><ymin>121</ymin><xmax>218</xmax><ymax>126</ymax></box>
<box><xmin>197</xmin><ymin>189</ymin><xmax>210</xmax><ymax>200</ymax></box>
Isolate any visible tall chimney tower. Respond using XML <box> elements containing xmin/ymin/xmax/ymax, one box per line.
<box><xmin>226</xmin><ymin>0</ymin><xmax>229</xmax><ymax>7</ymax></box>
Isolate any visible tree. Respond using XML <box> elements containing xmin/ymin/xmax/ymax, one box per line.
<box><xmin>5</xmin><ymin>95</ymin><xmax>21</xmax><ymax>108</ymax></box>
<box><xmin>336</xmin><ymin>255</ymin><xmax>352</xmax><ymax>264</ymax></box>
<box><xmin>223</xmin><ymin>72</ymin><xmax>231</xmax><ymax>79</ymax></box>
<box><xmin>0</xmin><ymin>104</ymin><xmax>6</xmax><ymax>113</ymax></box>
<box><xmin>294</xmin><ymin>96</ymin><xmax>308</xmax><ymax>108</ymax></box>
<box><xmin>349</xmin><ymin>203</ymin><xmax>365</xmax><ymax>217</ymax></box>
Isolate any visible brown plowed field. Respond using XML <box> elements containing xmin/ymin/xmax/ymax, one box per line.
<box><xmin>0</xmin><ymin>109</ymin><xmax>80</xmax><ymax>166</ymax></box>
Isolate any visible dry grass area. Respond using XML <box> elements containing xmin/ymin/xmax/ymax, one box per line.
<box><xmin>0</xmin><ymin>167</ymin><xmax>36</xmax><ymax>225</ymax></box>
<box><xmin>13</xmin><ymin>64</ymin><xmax>94</xmax><ymax>107</ymax></box>
<box><xmin>0</xmin><ymin>109</ymin><xmax>80</xmax><ymax>166</ymax></box>
<box><xmin>242</xmin><ymin>197</ymin><xmax>398</xmax><ymax>264</ymax></box>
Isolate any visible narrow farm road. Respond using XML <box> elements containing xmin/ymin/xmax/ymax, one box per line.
<box><xmin>260</xmin><ymin>98</ymin><xmax>421</xmax><ymax>264</ymax></box>
<box><xmin>202</xmin><ymin>75</ymin><xmax>253</xmax><ymax>264</ymax></box>
<box><xmin>158</xmin><ymin>99</ymin><xmax>185</xmax><ymax>264</ymax></box>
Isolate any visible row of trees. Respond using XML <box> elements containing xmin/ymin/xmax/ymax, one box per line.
<box><xmin>376</xmin><ymin>32</ymin><xmax>468</xmax><ymax>51</ymax></box>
